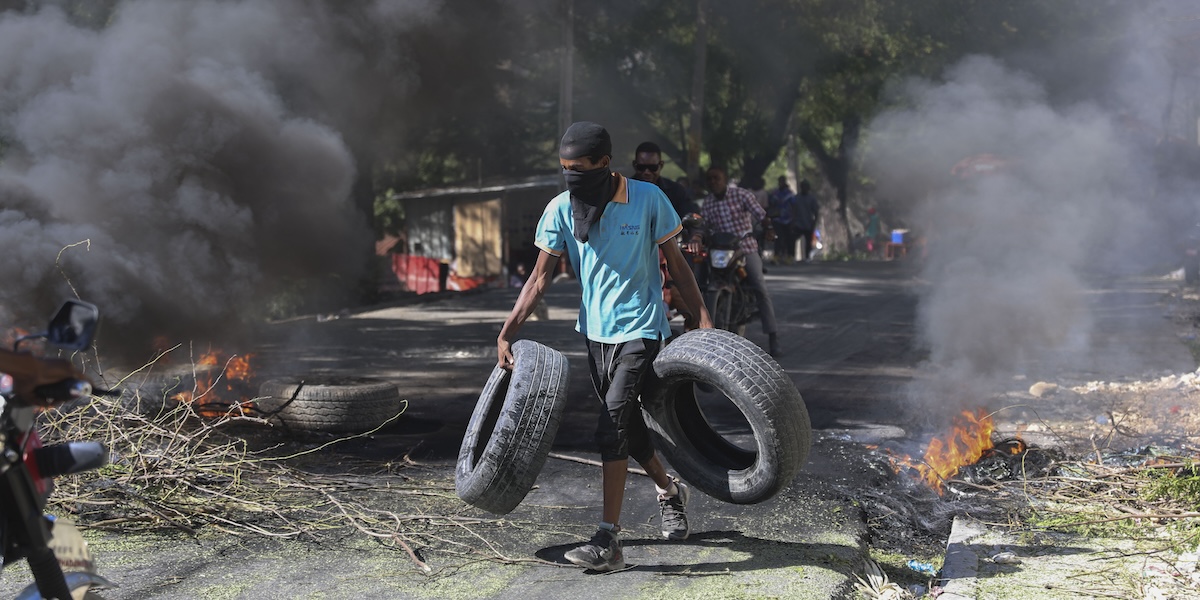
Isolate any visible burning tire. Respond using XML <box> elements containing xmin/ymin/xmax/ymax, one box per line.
<box><xmin>113</xmin><ymin>373</ymin><xmax>190</xmax><ymax>414</ymax></box>
<box><xmin>256</xmin><ymin>377</ymin><xmax>403</xmax><ymax>434</ymax></box>
<box><xmin>456</xmin><ymin>340</ymin><xmax>569</xmax><ymax>515</ymax></box>
<box><xmin>642</xmin><ymin>328</ymin><xmax>810</xmax><ymax>504</ymax></box>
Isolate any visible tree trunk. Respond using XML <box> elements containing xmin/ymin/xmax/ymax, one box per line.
<box><xmin>834</xmin><ymin>116</ymin><xmax>861</xmax><ymax>250</ymax></box>
<box><xmin>740</xmin><ymin>155</ymin><xmax>774</xmax><ymax>186</ymax></box>
<box><xmin>785</xmin><ymin>133</ymin><xmax>800</xmax><ymax>190</ymax></box>
<box><xmin>797</xmin><ymin>114</ymin><xmax>861</xmax><ymax>253</ymax></box>
<box><xmin>558</xmin><ymin>0</ymin><xmax>574</xmax><ymax>140</ymax></box>
<box><xmin>685</xmin><ymin>0</ymin><xmax>707</xmax><ymax>180</ymax></box>
<box><xmin>352</xmin><ymin>164</ymin><xmax>380</xmax><ymax>302</ymax></box>
<box><xmin>732</xmin><ymin>76</ymin><xmax>803</xmax><ymax>187</ymax></box>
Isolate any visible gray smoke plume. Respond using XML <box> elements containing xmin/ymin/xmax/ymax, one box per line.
<box><xmin>864</xmin><ymin>3</ymin><xmax>1200</xmax><ymax>413</ymax></box>
<box><xmin>0</xmin><ymin>1</ymin><xmax>435</xmax><ymax>357</ymax></box>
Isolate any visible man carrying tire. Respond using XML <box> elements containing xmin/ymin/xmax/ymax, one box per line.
<box><xmin>497</xmin><ymin>121</ymin><xmax>712</xmax><ymax>572</ymax></box>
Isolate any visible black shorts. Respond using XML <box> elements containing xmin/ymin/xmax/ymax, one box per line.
<box><xmin>586</xmin><ymin>337</ymin><xmax>662</xmax><ymax>463</ymax></box>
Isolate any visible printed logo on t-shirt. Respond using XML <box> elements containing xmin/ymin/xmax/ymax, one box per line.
<box><xmin>620</xmin><ymin>223</ymin><xmax>641</xmax><ymax>236</ymax></box>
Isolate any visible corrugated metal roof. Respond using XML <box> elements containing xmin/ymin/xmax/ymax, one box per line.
<box><xmin>390</xmin><ymin>174</ymin><xmax>561</xmax><ymax>200</ymax></box>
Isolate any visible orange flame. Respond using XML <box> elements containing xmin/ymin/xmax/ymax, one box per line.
<box><xmin>881</xmin><ymin>409</ymin><xmax>998</xmax><ymax>495</ymax></box>
<box><xmin>171</xmin><ymin>349</ymin><xmax>258</xmax><ymax>417</ymax></box>
<box><xmin>919</xmin><ymin>410</ymin><xmax>995</xmax><ymax>489</ymax></box>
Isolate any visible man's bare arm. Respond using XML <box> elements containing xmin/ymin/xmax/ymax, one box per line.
<box><xmin>661</xmin><ymin>237</ymin><xmax>712</xmax><ymax>330</ymax></box>
<box><xmin>497</xmin><ymin>250</ymin><xmax>560</xmax><ymax>366</ymax></box>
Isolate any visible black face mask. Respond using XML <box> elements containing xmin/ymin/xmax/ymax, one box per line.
<box><xmin>564</xmin><ymin>166</ymin><xmax>614</xmax><ymax>242</ymax></box>
<box><xmin>564</xmin><ymin>166</ymin><xmax>613</xmax><ymax>207</ymax></box>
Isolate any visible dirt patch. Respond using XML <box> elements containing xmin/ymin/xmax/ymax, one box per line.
<box><xmin>996</xmin><ymin>283</ymin><xmax>1200</xmax><ymax>457</ymax></box>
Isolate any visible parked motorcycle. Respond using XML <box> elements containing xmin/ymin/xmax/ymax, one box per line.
<box><xmin>705</xmin><ymin>231</ymin><xmax>758</xmax><ymax>336</ymax></box>
<box><xmin>0</xmin><ymin>300</ymin><xmax>112</xmax><ymax>600</ymax></box>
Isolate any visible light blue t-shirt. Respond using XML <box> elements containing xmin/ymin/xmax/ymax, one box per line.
<box><xmin>535</xmin><ymin>174</ymin><xmax>683</xmax><ymax>343</ymax></box>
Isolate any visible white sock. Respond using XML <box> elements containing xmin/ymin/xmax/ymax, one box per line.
<box><xmin>599</xmin><ymin>521</ymin><xmax>619</xmax><ymax>533</ymax></box>
<box><xmin>656</xmin><ymin>481</ymin><xmax>678</xmax><ymax>497</ymax></box>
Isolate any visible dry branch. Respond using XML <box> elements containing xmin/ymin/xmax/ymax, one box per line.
<box><xmin>548</xmin><ymin>451</ymin><xmax>649</xmax><ymax>476</ymax></box>
<box><xmin>34</xmin><ymin>351</ymin><xmax>519</xmax><ymax>574</ymax></box>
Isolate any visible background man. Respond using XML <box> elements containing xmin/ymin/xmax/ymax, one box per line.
<box><xmin>743</xmin><ymin>175</ymin><xmax>770</xmax><ymax>264</ymax></box>
<box><xmin>632</xmin><ymin>141</ymin><xmax>706</xmax><ymax>310</ymax></box>
<box><xmin>795</xmin><ymin>180</ymin><xmax>821</xmax><ymax>262</ymax></box>
<box><xmin>768</xmin><ymin>175</ymin><xmax>798</xmax><ymax>263</ymax></box>
<box><xmin>701</xmin><ymin>166</ymin><xmax>781</xmax><ymax>356</ymax></box>
<box><xmin>632</xmin><ymin>142</ymin><xmax>697</xmax><ymax>219</ymax></box>
<box><xmin>498</xmin><ymin>122</ymin><xmax>711</xmax><ymax>572</ymax></box>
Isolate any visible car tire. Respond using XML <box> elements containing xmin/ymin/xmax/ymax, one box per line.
<box><xmin>642</xmin><ymin>328</ymin><xmax>810</xmax><ymax>504</ymax></box>
<box><xmin>257</xmin><ymin>377</ymin><xmax>403</xmax><ymax>434</ymax></box>
<box><xmin>456</xmin><ymin>340</ymin><xmax>570</xmax><ymax>515</ymax></box>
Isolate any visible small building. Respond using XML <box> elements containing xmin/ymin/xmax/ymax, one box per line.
<box><xmin>382</xmin><ymin>175</ymin><xmax>562</xmax><ymax>294</ymax></box>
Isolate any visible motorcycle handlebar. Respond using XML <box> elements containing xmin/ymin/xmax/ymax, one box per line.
<box><xmin>32</xmin><ymin>379</ymin><xmax>92</xmax><ymax>404</ymax></box>
<box><xmin>35</xmin><ymin>441</ymin><xmax>109</xmax><ymax>477</ymax></box>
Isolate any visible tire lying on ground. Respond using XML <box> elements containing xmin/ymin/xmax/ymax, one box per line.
<box><xmin>456</xmin><ymin>340</ymin><xmax>570</xmax><ymax>515</ymax></box>
<box><xmin>642</xmin><ymin>328</ymin><xmax>811</xmax><ymax>504</ymax></box>
<box><xmin>257</xmin><ymin>377</ymin><xmax>403</xmax><ymax>434</ymax></box>
<box><xmin>108</xmin><ymin>372</ymin><xmax>190</xmax><ymax>415</ymax></box>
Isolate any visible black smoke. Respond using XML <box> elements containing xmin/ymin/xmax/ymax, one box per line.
<box><xmin>864</xmin><ymin>2</ymin><xmax>1200</xmax><ymax>409</ymax></box>
<box><xmin>0</xmin><ymin>1</ymin><xmax>438</xmax><ymax>358</ymax></box>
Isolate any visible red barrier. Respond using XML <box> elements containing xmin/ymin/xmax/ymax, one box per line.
<box><xmin>447</xmin><ymin>274</ymin><xmax>486</xmax><ymax>291</ymax></box>
<box><xmin>392</xmin><ymin>254</ymin><xmax>443</xmax><ymax>294</ymax></box>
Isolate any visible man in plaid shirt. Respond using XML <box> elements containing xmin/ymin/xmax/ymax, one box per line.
<box><xmin>701</xmin><ymin>166</ymin><xmax>781</xmax><ymax>356</ymax></box>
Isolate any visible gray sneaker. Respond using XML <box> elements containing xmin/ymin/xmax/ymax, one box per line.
<box><xmin>659</xmin><ymin>478</ymin><xmax>690</xmax><ymax>540</ymax></box>
<box><xmin>564</xmin><ymin>527</ymin><xmax>624</xmax><ymax>571</ymax></box>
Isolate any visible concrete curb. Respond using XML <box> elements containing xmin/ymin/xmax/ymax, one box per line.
<box><xmin>938</xmin><ymin>516</ymin><xmax>987</xmax><ymax>600</ymax></box>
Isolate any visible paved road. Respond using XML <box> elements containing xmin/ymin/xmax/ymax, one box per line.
<box><xmin>232</xmin><ymin>261</ymin><xmax>908</xmax><ymax>599</ymax></box>
<box><xmin>33</xmin><ymin>261</ymin><xmax>908</xmax><ymax>599</ymax></box>
<box><xmin>4</xmin><ymin>260</ymin><xmax>1190</xmax><ymax>598</ymax></box>
<box><xmin>254</xmin><ymin>260</ymin><xmax>927</xmax><ymax>456</ymax></box>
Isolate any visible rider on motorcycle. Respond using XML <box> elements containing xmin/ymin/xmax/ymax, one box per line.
<box><xmin>700</xmin><ymin>166</ymin><xmax>781</xmax><ymax>357</ymax></box>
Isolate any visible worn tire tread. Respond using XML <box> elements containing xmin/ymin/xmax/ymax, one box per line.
<box><xmin>257</xmin><ymin>378</ymin><xmax>402</xmax><ymax>433</ymax></box>
<box><xmin>644</xmin><ymin>328</ymin><xmax>811</xmax><ymax>503</ymax></box>
<box><xmin>455</xmin><ymin>340</ymin><xmax>569</xmax><ymax>514</ymax></box>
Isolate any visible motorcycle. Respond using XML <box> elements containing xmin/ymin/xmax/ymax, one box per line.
<box><xmin>705</xmin><ymin>231</ymin><xmax>758</xmax><ymax>336</ymax></box>
<box><xmin>0</xmin><ymin>300</ymin><xmax>112</xmax><ymax>600</ymax></box>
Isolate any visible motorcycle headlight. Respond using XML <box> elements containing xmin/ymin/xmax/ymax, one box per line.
<box><xmin>710</xmin><ymin>249</ymin><xmax>734</xmax><ymax>269</ymax></box>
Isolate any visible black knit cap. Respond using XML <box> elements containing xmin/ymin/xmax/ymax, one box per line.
<box><xmin>558</xmin><ymin>121</ymin><xmax>612</xmax><ymax>160</ymax></box>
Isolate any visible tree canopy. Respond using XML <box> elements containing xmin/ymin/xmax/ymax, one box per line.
<box><xmin>0</xmin><ymin>0</ymin><xmax>1175</xmax><ymax>245</ymax></box>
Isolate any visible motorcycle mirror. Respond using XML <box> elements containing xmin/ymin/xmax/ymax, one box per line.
<box><xmin>44</xmin><ymin>300</ymin><xmax>99</xmax><ymax>351</ymax></box>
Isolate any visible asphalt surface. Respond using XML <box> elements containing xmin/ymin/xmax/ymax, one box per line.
<box><xmin>1</xmin><ymin>260</ymin><xmax>1191</xmax><ymax>599</ymax></box>
<box><xmin>246</xmin><ymin>260</ymin><xmax>902</xmax><ymax>599</ymax></box>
